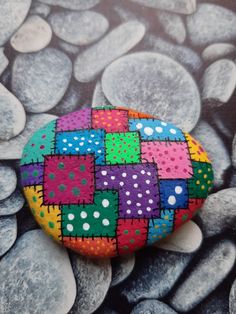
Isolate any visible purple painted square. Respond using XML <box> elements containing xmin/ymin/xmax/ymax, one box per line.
<box><xmin>21</xmin><ymin>163</ymin><xmax>44</xmax><ymax>187</ymax></box>
<box><xmin>56</xmin><ymin>108</ymin><xmax>91</xmax><ymax>131</ymax></box>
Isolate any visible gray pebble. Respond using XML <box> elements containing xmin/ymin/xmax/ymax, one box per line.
<box><xmin>201</xmin><ymin>59</ymin><xmax>236</xmax><ymax>103</ymax></box>
<box><xmin>232</xmin><ymin>133</ymin><xmax>236</xmax><ymax>169</ymax></box>
<box><xmin>0</xmin><ymin>216</ymin><xmax>17</xmax><ymax>257</ymax></box>
<box><xmin>0</xmin><ymin>230</ymin><xmax>76</xmax><ymax>314</ymax></box>
<box><xmin>230</xmin><ymin>278</ymin><xmax>236</xmax><ymax>314</ymax></box>
<box><xmin>198</xmin><ymin>188</ymin><xmax>236</xmax><ymax>238</ymax></box>
<box><xmin>58</xmin><ymin>40</ymin><xmax>80</xmax><ymax>55</ymax></box>
<box><xmin>202</xmin><ymin>43</ymin><xmax>236</xmax><ymax>63</ymax></box>
<box><xmin>0</xmin><ymin>189</ymin><xmax>24</xmax><ymax>216</ymax></box>
<box><xmin>111</xmin><ymin>253</ymin><xmax>135</xmax><ymax>287</ymax></box>
<box><xmin>0</xmin><ymin>48</ymin><xmax>9</xmax><ymax>76</ymax></box>
<box><xmin>0</xmin><ymin>163</ymin><xmax>17</xmax><ymax>200</ymax></box>
<box><xmin>10</xmin><ymin>15</ymin><xmax>52</xmax><ymax>53</ymax></box>
<box><xmin>0</xmin><ymin>113</ymin><xmax>57</xmax><ymax>159</ymax></box>
<box><xmin>12</xmin><ymin>48</ymin><xmax>72</xmax><ymax>113</ymax></box>
<box><xmin>0</xmin><ymin>83</ymin><xmax>26</xmax><ymax>140</ymax></box>
<box><xmin>0</xmin><ymin>0</ymin><xmax>31</xmax><ymax>46</ymax></box>
<box><xmin>49</xmin><ymin>11</ymin><xmax>109</xmax><ymax>46</ymax></box>
<box><xmin>197</xmin><ymin>287</ymin><xmax>229</xmax><ymax>314</ymax></box>
<box><xmin>186</xmin><ymin>3</ymin><xmax>236</xmax><ymax>46</ymax></box>
<box><xmin>130</xmin><ymin>0</ymin><xmax>196</xmax><ymax>14</ymax></box>
<box><xmin>157</xmin><ymin>11</ymin><xmax>186</xmax><ymax>44</ymax></box>
<box><xmin>131</xmin><ymin>300</ymin><xmax>177</xmax><ymax>314</ymax></box>
<box><xmin>40</xmin><ymin>0</ymin><xmax>100</xmax><ymax>10</ymax></box>
<box><xmin>74</xmin><ymin>21</ymin><xmax>145</xmax><ymax>82</ymax></box>
<box><xmin>102</xmin><ymin>52</ymin><xmax>201</xmax><ymax>132</ymax></box>
<box><xmin>169</xmin><ymin>240</ymin><xmax>236</xmax><ymax>312</ymax></box>
<box><xmin>70</xmin><ymin>254</ymin><xmax>111</xmax><ymax>314</ymax></box>
<box><xmin>29</xmin><ymin>2</ymin><xmax>51</xmax><ymax>18</ymax></box>
<box><xmin>92</xmin><ymin>81</ymin><xmax>112</xmax><ymax>107</ymax></box>
<box><xmin>119</xmin><ymin>247</ymin><xmax>192</xmax><ymax>303</ymax></box>
<box><xmin>191</xmin><ymin>121</ymin><xmax>231</xmax><ymax>187</ymax></box>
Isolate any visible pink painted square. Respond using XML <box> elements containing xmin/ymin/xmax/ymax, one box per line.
<box><xmin>56</xmin><ymin>108</ymin><xmax>91</xmax><ymax>131</ymax></box>
<box><xmin>92</xmin><ymin>109</ymin><xmax>129</xmax><ymax>133</ymax></box>
<box><xmin>141</xmin><ymin>141</ymin><xmax>193</xmax><ymax>179</ymax></box>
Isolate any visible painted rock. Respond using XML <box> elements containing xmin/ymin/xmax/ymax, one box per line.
<box><xmin>20</xmin><ymin>106</ymin><xmax>213</xmax><ymax>258</ymax></box>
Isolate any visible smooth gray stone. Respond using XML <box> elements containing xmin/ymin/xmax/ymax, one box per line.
<box><xmin>157</xmin><ymin>11</ymin><xmax>186</xmax><ymax>44</ymax></box>
<box><xmin>0</xmin><ymin>230</ymin><xmax>76</xmax><ymax>314</ymax></box>
<box><xmin>111</xmin><ymin>253</ymin><xmax>135</xmax><ymax>287</ymax></box>
<box><xmin>74</xmin><ymin>21</ymin><xmax>145</xmax><ymax>82</ymax></box>
<box><xmin>58</xmin><ymin>40</ymin><xmax>80</xmax><ymax>55</ymax></box>
<box><xmin>119</xmin><ymin>247</ymin><xmax>192</xmax><ymax>303</ymax></box>
<box><xmin>51</xmin><ymin>85</ymin><xmax>81</xmax><ymax>115</ymax></box>
<box><xmin>130</xmin><ymin>0</ymin><xmax>196</xmax><ymax>14</ymax></box>
<box><xmin>0</xmin><ymin>216</ymin><xmax>17</xmax><ymax>256</ymax></box>
<box><xmin>169</xmin><ymin>240</ymin><xmax>236</xmax><ymax>312</ymax></box>
<box><xmin>198</xmin><ymin>188</ymin><xmax>236</xmax><ymax>238</ymax></box>
<box><xmin>131</xmin><ymin>300</ymin><xmax>177</xmax><ymax>314</ymax></box>
<box><xmin>40</xmin><ymin>0</ymin><xmax>100</xmax><ymax>10</ymax></box>
<box><xmin>191</xmin><ymin>121</ymin><xmax>231</xmax><ymax>187</ymax></box>
<box><xmin>143</xmin><ymin>35</ymin><xmax>203</xmax><ymax>73</ymax></box>
<box><xmin>0</xmin><ymin>0</ymin><xmax>31</xmax><ymax>46</ymax></box>
<box><xmin>0</xmin><ymin>163</ymin><xmax>17</xmax><ymax>200</ymax></box>
<box><xmin>0</xmin><ymin>113</ymin><xmax>57</xmax><ymax>159</ymax></box>
<box><xmin>10</xmin><ymin>15</ymin><xmax>52</xmax><ymax>53</ymax></box>
<box><xmin>0</xmin><ymin>48</ymin><xmax>9</xmax><ymax>76</ymax></box>
<box><xmin>102</xmin><ymin>52</ymin><xmax>201</xmax><ymax>132</ymax></box>
<box><xmin>201</xmin><ymin>59</ymin><xmax>236</xmax><ymax>103</ymax></box>
<box><xmin>230</xmin><ymin>278</ymin><xmax>236</xmax><ymax>314</ymax></box>
<box><xmin>70</xmin><ymin>254</ymin><xmax>111</xmax><ymax>314</ymax></box>
<box><xmin>197</xmin><ymin>287</ymin><xmax>229</xmax><ymax>314</ymax></box>
<box><xmin>187</xmin><ymin>4</ymin><xmax>236</xmax><ymax>46</ymax></box>
<box><xmin>12</xmin><ymin>48</ymin><xmax>72</xmax><ymax>113</ymax></box>
<box><xmin>202</xmin><ymin>43</ymin><xmax>236</xmax><ymax>63</ymax></box>
<box><xmin>49</xmin><ymin>11</ymin><xmax>109</xmax><ymax>46</ymax></box>
<box><xmin>29</xmin><ymin>2</ymin><xmax>51</xmax><ymax>18</ymax></box>
<box><xmin>232</xmin><ymin>133</ymin><xmax>236</xmax><ymax>169</ymax></box>
<box><xmin>0</xmin><ymin>83</ymin><xmax>26</xmax><ymax>140</ymax></box>
<box><xmin>92</xmin><ymin>81</ymin><xmax>111</xmax><ymax>107</ymax></box>
<box><xmin>0</xmin><ymin>189</ymin><xmax>24</xmax><ymax>216</ymax></box>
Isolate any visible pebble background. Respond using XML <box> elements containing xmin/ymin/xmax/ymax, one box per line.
<box><xmin>0</xmin><ymin>0</ymin><xmax>236</xmax><ymax>313</ymax></box>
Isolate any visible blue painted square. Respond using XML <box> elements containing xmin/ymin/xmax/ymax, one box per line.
<box><xmin>129</xmin><ymin>119</ymin><xmax>185</xmax><ymax>141</ymax></box>
<box><xmin>55</xmin><ymin>129</ymin><xmax>105</xmax><ymax>165</ymax></box>
<box><xmin>159</xmin><ymin>179</ymin><xmax>188</xmax><ymax>209</ymax></box>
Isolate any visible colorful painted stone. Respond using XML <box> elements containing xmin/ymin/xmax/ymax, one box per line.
<box><xmin>20</xmin><ymin>106</ymin><xmax>213</xmax><ymax>258</ymax></box>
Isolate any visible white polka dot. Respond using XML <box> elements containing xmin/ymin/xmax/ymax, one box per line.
<box><xmin>146</xmin><ymin>207</ymin><xmax>152</xmax><ymax>212</ymax></box>
<box><xmin>148</xmin><ymin>199</ymin><xmax>153</xmax><ymax>204</ymax></box>
<box><xmin>132</xmin><ymin>175</ymin><xmax>138</xmax><ymax>180</ymax></box>
<box><xmin>80</xmin><ymin>211</ymin><xmax>87</xmax><ymax>219</ymax></box>
<box><xmin>122</xmin><ymin>172</ymin><xmax>127</xmax><ymax>177</ymax></box>
<box><xmin>155</xmin><ymin>126</ymin><xmax>163</xmax><ymax>133</ymax></box>
<box><xmin>138</xmin><ymin>193</ymin><xmax>142</xmax><ymax>198</ymax></box>
<box><xmin>79</xmin><ymin>142</ymin><xmax>84</xmax><ymax>146</ymax></box>
<box><xmin>136</xmin><ymin>202</ymin><xmax>141</xmax><ymax>207</ymax></box>
<box><xmin>138</xmin><ymin>210</ymin><xmax>142</xmax><ymax>215</ymax></box>
<box><xmin>68</xmin><ymin>214</ymin><xmax>74</xmax><ymax>220</ymax></box>
<box><xmin>81</xmin><ymin>137</ymin><xmax>85</xmax><ymax>140</ymax></box>
<box><xmin>102</xmin><ymin>199</ymin><xmax>109</xmax><ymax>207</ymax></box>
<box><xmin>63</xmin><ymin>139</ymin><xmax>67</xmax><ymax>143</ymax></box>
<box><xmin>104</xmin><ymin>182</ymin><xmax>108</xmax><ymax>186</ymax></box>
<box><xmin>95</xmin><ymin>141</ymin><xmax>99</xmax><ymax>145</ymax></box>
<box><xmin>134</xmin><ymin>183</ymin><xmax>138</xmax><ymax>188</ymax></box>
<box><xmin>147</xmin><ymin>172</ymin><xmax>151</xmax><ymax>176</ymax></box>
<box><xmin>87</xmin><ymin>148</ymin><xmax>91</xmax><ymax>152</ymax></box>
<box><xmin>101</xmin><ymin>171</ymin><xmax>107</xmax><ymax>176</ymax></box>
<box><xmin>83</xmin><ymin>223</ymin><xmax>90</xmax><ymax>231</ymax></box>
<box><xmin>136</xmin><ymin>123</ymin><xmax>143</xmax><ymax>129</ymax></box>
<box><xmin>146</xmin><ymin>180</ymin><xmax>150</xmax><ymax>184</ymax></box>
<box><xmin>127</xmin><ymin>200</ymin><xmax>132</xmax><ymax>205</ymax></box>
<box><xmin>73</xmin><ymin>136</ymin><xmax>78</xmax><ymax>140</ymax></box>
<box><xmin>88</xmin><ymin>140</ymin><xmax>92</xmax><ymax>143</ymax></box>
<box><xmin>126</xmin><ymin>191</ymin><xmax>130</xmax><ymax>196</ymax></box>
<box><xmin>102</xmin><ymin>218</ymin><xmax>110</xmax><ymax>226</ymax></box>
<box><xmin>161</xmin><ymin>121</ymin><xmax>167</xmax><ymax>126</ymax></box>
<box><xmin>144</xmin><ymin>127</ymin><xmax>154</xmax><ymax>136</ymax></box>
<box><xmin>120</xmin><ymin>181</ymin><xmax>124</xmax><ymax>186</ymax></box>
<box><xmin>91</xmin><ymin>134</ymin><xmax>95</xmax><ymax>138</ymax></box>
<box><xmin>141</xmin><ymin>170</ymin><xmax>145</xmax><ymax>175</ymax></box>
<box><xmin>175</xmin><ymin>186</ymin><xmax>183</xmax><ymax>194</ymax></box>
<box><xmin>93</xmin><ymin>211</ymin><xmax>100</xmax><ymax>218</ymax></box>
<box><xmin>146</xmin><ymin>190</ymin><xmax>150</xmax><ymax>194</ymax></box>
<box><xmin>168</xmin><ymin>195</ymin><xmax>176</xmax><ymax>205</ymax></box>
<box><xmin>126</xmin><ymin>209</ymin><xmax>131</xmax><ymax>214</ymax></box>
<box><xmin>111</xmin><ymin>176</ymin><xmax>115</xmax><ymax>180</ymax></box>
<box><xmin>97</xmin><ymin>150</ymin><xmax>102</xmax><ymax>153</ymax></box>
<box><xmin>63</xmin><ymin>147</ymin><xmax>67</xmax><ymax>151</ymax></box>
<box><xmin>68</xmin><ymin>143</ymin><xmax>73</xmax><ymax>147</ymax></box>
<box><xmin>170</xmin><ymin>128</ymin><xmax>177</xmax><ymax>134</ymax></box>
<box><xmin>67</xmin><ymin>224</ymin><xmax>73</xmax><ymax>232</ymax></box>
<box><xmin>75</xmin><ymin>147</ymin><xmax>79</xmax><ymax>151</ymax></box>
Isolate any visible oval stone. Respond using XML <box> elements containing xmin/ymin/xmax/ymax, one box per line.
<box><xmin>20</xmin><ymin>106</ymin><xmax>213</xmax><ymax>258</ymax></box>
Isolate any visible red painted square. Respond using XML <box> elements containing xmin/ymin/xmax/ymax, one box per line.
<box><xmin>92</xmin><ymin>109</ymin><xmax>129</xmax><ymax>133</ymax></box>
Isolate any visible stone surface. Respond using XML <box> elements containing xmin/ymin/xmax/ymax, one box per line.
<box><xmin>154</xmin><ymin>220</ymin><xmax>202</xmax><ymax>253</ymax></box>
<box><xmin>0</xmin><ymin>113</ymin><xmax>57</xmax><ymax>159</ymax></box>
<box><xmin>12</xmin><ymin>48</ymin><xmax>72</xmax><ymax>113</ymax></box>
<box><xmin>92</xmin><ymin>81</ymin><xmax>111</xmax><ymax>107</ymax></box>
<box><xmin>0</xmin><ymin>0</ymin><xmax>31</xmax><ymax>46</ymax></box>
<box><xmin>169</xmin><ymin>240</ymin><xmax>236</xmax><ymax>312</ymax></box>
<box><xmin>29</xmin><ymin>2</ymin><xmax>51</xmax><ymax>18</ymax></box>
<box><xmin>102</xmin><ymin>52</ymin><xmax>201</xmax><ymax>132</ymax></box>
<box><xmin>130</xmin><ymin>0</ymin><xmax>196</xmax><ymax>14</ymax></box>
<box><xmin>0</xmin><ymin>230</ymin><xmax>76</xmax><ymax>314</ymax></box>
<box><xmin>157</xmin><ymin>12</ymin><xmax>186</xmax><ymax>44</ymax></box>
<box><xmin>40</xmin><ymin>0</ymin><xmax>100</xmax><ymax>10</ymax></box>
<box><xmin>0</xmin><ymin>163</ymin><xmax>17</xmax><ymax>200</ymax></box>
<box><xmin>198</xmin><ymin>188</ymin><xmax>236</xmax><ymax>238</ymax></box>
<box><xmin>20</xmin><ymin>106</ymin><xmax>213</xmax><ymax>258</ymax></box>
<box><xmin>70</xmin><ymin>254</ymin><xmax>111</xmax><ymax>314</ymax></box>
<box><xmin>49</xmin><ymin>11</ymin><xmax>109</xmax><ymax>46</ymax></box>
<box><xmin>202</xmin><ymin>43</ymin><xmax>236</xmax><ymax>63</ymax></box>
<box><xmin>10</xmin><ymin>15</ymin><xmax>52</xmax><ymax>53</ymax></box>
<box><xmin>74</xmin><ymin>21</ymin><xmax>145</xmax><ymax>82</ymax></box>
<box><xmin>120</xmin><ymin>247</ymin><xmax>193</xmax><ymax>303</ymax></box>
<box><xmin>186</xmin><ymin>3</ymin><xmax>236</xmax><ymax>46</ymax></box>
<box><xmin>0</xmin><ymin>48</ymin><xmax>9</xmax><ymax>76</ymax></box>
<box><xmin>201</xmin><ymin>59</ymin><xmax>236</xmax><ymax>103</ymax></box>
<box><xmin>0</xmin><ymin>189</ymin><xmax>24</xmax><ymax>216</ymax></box>
<box><xmin>197</xmin><ymin>287</ymin><xmax>229</xmax><ymax>314</ymax></box>
<box><xmin>58</xmin><ymin>40</ymin><xmax>80</xmax><ymax>55</ymax></box>
<box><xmin>0</xmin><ymin>216</ymin><xmax>17</xmax><ymax>256</ymax></box>
<box><xmin>230</xmin><ymin>278</ymin><xmax>236</xmax><ymax>314</ymax></box>
<box><xmin>131</xmin><ymin>300</ymin><xmax>177</xmax><ymax>314</ymax></box>
<box><xmin>111</xmin><ymin>253</ymin><xmax>135</xmax><ymax>287</ymax></box>
<box><xmin>191</xmin><ymin>121</ymin><xmax>231</xmax><ymax>187</ymax></box>
<box><xmin>0</xmin><ymin>83</ymin><xmax>26</xmax><ymax>140</ymax></box>
<box><xmin>232</xmin><ymin>133</ymin><xmax>236</xmax><ymax>169</ymax></box>
<box><xmin>51</xmin><ymin>85</ymin><xmax>81</xmax><ymax>115</ymax></box>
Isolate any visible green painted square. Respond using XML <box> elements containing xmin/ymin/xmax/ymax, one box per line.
<box><xmin>105</xmin><ymin>132</ymin><xmax>141</xmax><ymax>165</ymax></box>
<box><xmin>61</xmin><ymin>190</ymin><xmax>119</xmax><ymax>237</ymax></box>
<box><xmin>188</xmin><ymin>161</ymin><xmax>214</xmax><ymax>198</ymax></box>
